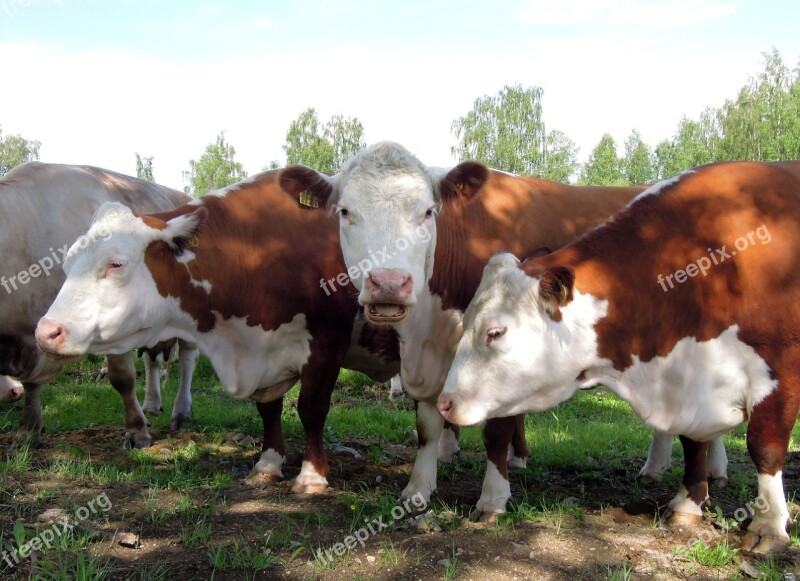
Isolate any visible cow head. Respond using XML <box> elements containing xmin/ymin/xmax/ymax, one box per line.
<box><xmin>437</xmin><ymin>253</ymin><xmax>605</xmax><ymax>425</ymax></box>
<box><xmin>281</xmin><ymin>141</ymin><xmax>488</xmax><ymax>325</ymax></box>
<box><xmin>0</xmin><ymin>375</ymin><xmax>23</xmax><ymax>403</ymax></box>
<box><xmin>35</xmin><ymin>202</ymin><xmax>206</xmax><ymax>358</ymax></box>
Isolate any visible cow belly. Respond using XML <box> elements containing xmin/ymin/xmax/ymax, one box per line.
<box><xmin>611</xmin><ymin>326</ymin><xmax>776</xmax><ymax>441</ymax></box>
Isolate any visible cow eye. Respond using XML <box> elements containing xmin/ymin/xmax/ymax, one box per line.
<box><xmin>336</xmin><ymin>207</ymin><xmax>349</xmax><ymax>218</ymax></box>
<box><xmin>486</xmin><ymin>326</ymin><xmax>507</xmax><ymax>343</ymax></box>
<box><xmin>425</xmin><ymin>207</ymin><xmax>436</xmax><ymax>219</ymax></box>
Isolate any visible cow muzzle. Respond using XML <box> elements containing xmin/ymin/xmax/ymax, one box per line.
<box><xmin>35</xmin><ymin>319</ymin><xmax>80</xmax><ymax>360</ymax></box>
<box><xmin>363</xmin><ymin>268</ymin><xmax>414</xmax><ymax>324</ymax></box>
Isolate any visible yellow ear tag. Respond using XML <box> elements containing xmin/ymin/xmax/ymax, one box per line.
<box><xmin>456</xmin><ymin>182</ymin><xmax>465</xmax><ymax>192</ymax></box>
<box><xmin>559</xmin><ymin>283</ymin><xmax>568</xmax><ymax>305</ymax></box>
<box><xmin>299</xmin><ymin>191</ymin><xmax>319</xmax><ymax>208</ymax></box>
<box><xmin>186</xmin><ymin>235</ymin><xmax>199</xmax><ymax>248</ymax></box>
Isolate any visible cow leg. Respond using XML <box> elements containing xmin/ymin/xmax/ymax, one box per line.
<box><xmin>140</xmin><ymin>349</ymin><xmax>164</xmax><ymax>415</ymax></box>
<box><xmin>472</xmin><ymin>416</ymin><xmax>518</xmax><ymax>520</ymax></box>
<box><xmin>249</xmin><ymin>398</ymin><xmax>286</xmax><ymax>484</ymax></box>
<box><xmin>389</xmin><ymin>375</ymin><xmax>404</xmax><ymax>400</ymax></box>
<box><xmin>508</xmin><ymin>414</ymin><xmax>530</xmax><ymax>469</ymax></box>
<box><xmin>170</xmin><ymin>339</ymin><xmax>198</xmax><ymax>430</ymax></box>
<box><xmin>637</xmin><ymin>429</ymin><xmax>674</xmax><ymax>482</ymax></box>
<box><xmin>106</xmin><ymin>352</ymin><xmax>152</xmax><ymax>448</ymax></box>
<box><xmin>402</xmin><ymin>400</ymin><xmax>442</xmax><ymax>504</ymax></box>
<box><xmin>664</xmin><ymin>436</ymin><xmax>709</xmax><ymax>526</ymax></box>
<box><xmin>13</xmin><ymin>382</ymin><xmax>44</xmax><ymax>448</ymax></box>
<box><xmin>740</xmin><ymin>384</ymin><xmax>798</xmax><ymax>554</ymax></box>
<box><xmin>438</xmin><ymin>422</ymin><xmax>461</xmax><ymax>463</ymax></box>
<box><xmin>707</xmin><ymin>436</ymin><xmax>729</xmax><ymax>487</ymax></box>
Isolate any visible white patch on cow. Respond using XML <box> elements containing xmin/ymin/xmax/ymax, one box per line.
<box><xmin>295</xmin><ymin>460</ymin><xmax>328</xmax><ymax>489</ymax></box>
<box><xmin>175</xmin><ymin>250</ymin><xmax>214</xmax><ymax>294</ymax></box>
<box><xmin>629</xmin><ymin>170</ymin><xmax>694</xmax><ymax>204</ymax></box>
<box><xmin>199</xmin><ymin>313</ymin><xmax>311</xmax><ymax>400</ymax></box>
<box><xmin>708</xmin><ymin>437</ymin><xmax>729</xmax><ymax>485</ymax></box>
<box><xmin>476</xmin><ymin>460</ymin><xmax>511</xmax><ymax>515</ymax></box>
<box><xmin>507</xmin><ymin>445</ymin><xmax>528</xmax><ymax>469</ymax></box>
<box><xmin>388</xmin><ymin>375</ymin><xmax>404</xmax><ymax>399</ymax></box>
<box><xmin>401</xmin><ymin>401</ymin><xmax>442</xmax><ymax>504</ymax></box>
<box><xmin>254</xmin><ymin>448</ymin><xmax>285</xmax><ymax>479</ymax></box>
<box><xmin>750</xmin><ymin>471</ymin><xmax>790</xmax><ymax>541</ymax></box>
<box><xmin>667</xmin><ymin>483</ymin><xmax>706</xmax><ymax>517</ymax></box>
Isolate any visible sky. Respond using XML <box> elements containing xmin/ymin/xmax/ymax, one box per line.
<box><xmin>1</xmin><ymin>0</ymin><xmax>799</xmax><ymax>189</ymax></box>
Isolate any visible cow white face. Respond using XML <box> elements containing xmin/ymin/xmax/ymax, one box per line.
<box><xmin>437</xmin><ymin>253</ymin><xmax>606</xmax><ymax>425</ymax></box>
<box><xmin>333</xmin><ymin>146</ymin><xmax>437</xmax><ymax>324</ymax></box>
<box><xmin>35</xmin><ymin>203</ymin><xmax>204</xmax><ymax>358</ymax></box>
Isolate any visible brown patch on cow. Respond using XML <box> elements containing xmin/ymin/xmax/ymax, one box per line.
<box><xmin>430</xmin><ymin>170</ymin><xmax>644</xmax><ymax>312</ymax></box>
<box><xmin>357</xmin><ymin>318</ymin><xmax>401</xmax><ymax>362</ymax></box>
<box><xmin>134</xmin><ymin>212</ymin><xmax>168</xmax><ymax>230</ymax></box>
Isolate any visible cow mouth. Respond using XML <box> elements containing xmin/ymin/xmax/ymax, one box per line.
<box><xmin>365</xmin><ymin>303</ymin><xmax>408</xmax><ymax>324</ymax></box>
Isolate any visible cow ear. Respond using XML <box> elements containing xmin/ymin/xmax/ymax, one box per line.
<box><xmin>164</xmin><ymin>206</ymin><xmax>207</xmax><ymax>253</ymax></box>
<box><xmin>280</xmin><ymin>165</ymin><xmax>334</xmax><ymax>209</ymax></box>
<box><xmin>436</xmin><ymin>161</ymin><xmax>489</xmax><ymax>205</ymax></box>
<box><xmin>537</xmin><ymin>266</ymin><xmax>575</xmax><ymax>321</ymax></box>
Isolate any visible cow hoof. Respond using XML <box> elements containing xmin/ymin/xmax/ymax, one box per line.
<box><xmin>122</xmin><ymin>432</ymin><xmax>152</xmax><ymax>449</ymax></box>
<box><xmin>170</xmin><ymin>414</ymin><xmax>192</xmax><ymax>431</ymax></box>
<box><xmin>11</xmin><ymin>431</ymin><xmax>42</xmax><ymax>450</ymax></box>
<box><xmin>710</xmin><ymin>475</ymin><xmax>729</xmax><ymax>489</ymax></box>
<box><xmin>292</xmin><ymin>482</ymin><xmax>328</xmax><ymax>494</ymax></box>
<box><xmin>469</xmin><ymin>508</ymin><xmax>500</xmax><ymax>523</ymax></box>
<box><xmin>741</xmin><ymin>531</ymin><xmax>791</xmax><ymax>554</ymax></box>
<box><xmin>245</xmin><ymin>471</ymin><xmax>282</xmax><ymax>487</ymax></box>
<box><xmin>437</xmin><ymin>448</ymin><xmax>460</xmax><ymax>464</ymax></box>
<box><xmin>663</xmin><ymin>509</ymin><xmax>703</xmax><ymax>526</ymax></box>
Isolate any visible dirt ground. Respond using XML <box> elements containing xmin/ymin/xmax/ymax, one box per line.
<box><xmin>1</xmin><ymin>426</ymin><xmax>799</xmax><ymax>580</ymax></box>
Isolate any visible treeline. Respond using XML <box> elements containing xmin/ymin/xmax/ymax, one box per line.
<box><xmin>2</xmin><ymin>49</ymin><xmax>798</xmax><ymax>191</ymax></box>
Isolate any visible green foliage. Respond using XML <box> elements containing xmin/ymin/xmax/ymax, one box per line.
<box><xmin>621</xmin><ymin>130</ymin><xmax>656</xmax><ymax>185</ymax></box>
<box><xmin>283</xmin><ymin>107</ymin><xmax>365</xmax><ymax>173</ymax></box>
<box><xmin>580</xmin><ymin>134</ymin><xmax>626</xmax><ymax>186</ymax></box>
<box><xmin>183</xmin><ymin>131</ymin><xmax>247</xmax><ymax>197</ymax></box>
<box><xmin>451</xmin><ymin>84</ymin><xmax>578</xmax><ymax>180</ymax></box>
<box><xmin>135</xmin><ymin>153</ymin><xmax>155</xmax><ymax>182</ymax></box>
<box><xmin>0</xmin><ymin>126</ymin><xmax>40</xmax><ymax>176</ymax></box>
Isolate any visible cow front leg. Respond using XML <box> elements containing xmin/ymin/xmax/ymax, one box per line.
<box><xmin>13</xmin><ymin>382</ymin><xmax>44</xmax><ymax>448</ymax></box>
<box><xmin>170</xmin><ymin>339</ymin><xmax>198</xmax><ymax>430</ymax></box>
<box><xmin>739</xmin><ymin>386</ymin><xmax>797</xmax><ymax>554</ymax></box>
<box><xmin>472</xmin><ymin>416</ymin><xmax>521</xmax><ymax>520</ymax></box>
<box><xmin>508</xmin><ymin>414</ymin><xmax>530</xmax><ymax>469</ymax></box>
<box><xmin>707</xmin><ymin>436</ymin><xmax>728</xmax><ymax>487</ymax></box>
<box><xmin>664</xmin><ymin>436</ymin><xmax>709</xmax><ymax>526</ymax></box>
<box><xmin>402</xmin><ymin>400</ymin><xmax>442</xmax><ymax>504</ymax></box>
<box><xmin>106</xmin><ymin>353</ymin><xmax>152</xmax><ymax>448</ymax></box>
<box><xmin>637</xmin><ymin>429</ymin><xmax>673</xmax><ymax>482</ymax></box>
<box><xmin>248</xmin><ymin>398</ymin><xmax>286</xmax><ymax>484</ymax></box>
<box><xmin>140</xmin><ymin>349</ymin><xmax>164</xmax><ymax>415</ymax></box>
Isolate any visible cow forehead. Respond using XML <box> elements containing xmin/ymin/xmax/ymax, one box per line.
<box><xmin>340</xmin><ymin>170</ymin><xmax>434</xmax><ymax>213</ymax></box>
<box><xmin>465</xmin><ymin>264</ymin><xmax>537</xmax><ymax>329</ymax></box>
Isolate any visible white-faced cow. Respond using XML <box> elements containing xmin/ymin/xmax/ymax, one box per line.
<box><xmin>36</xmin><ymin>169</ymin><xmax>400</xmax><ymax>492</ymax></box>
<box><xmin>0</xmin><ymin>162</ymin><xmax>198</xmax><ymax>446</ymax></box>
<box><xmin>438</xmin><ymin>160</ymin><xmax>800</xmax><ymax>553</ymax></box>
<box><xmin>278</xmin><ymin>142</ymin><xmax>726</xmax><ymax>517</ymax></box>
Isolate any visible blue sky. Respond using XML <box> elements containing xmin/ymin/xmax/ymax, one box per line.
<box><xmin>1</xmin><ymin>0</ymin><xmax>798</xmax><ymax>188</ymax></box>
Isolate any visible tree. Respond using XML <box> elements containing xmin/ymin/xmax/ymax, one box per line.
<box><xmin>621</xmin><ymin>130</ymin><xmax>656</xmax><ymax>185</ymax></box>
<box><xmin>580</xmin><ymin>134</ymin><xmax>625</xmax><ymax>185</ymax></box>
<box><xmin>183</xmin><ymin>131</ymin><xmax>247</xmax><ymax>196</ymax></box>
<box><xmin>283</xmin><ymin>108</ymin><xmax>365</xmax><ymax>173</ymax></box>
<box><xmin>135</xmin><ymin>153</ymin><xmax>154</xmax><ymax>182</ymax></box>
<box><xmin>0</xmin><ymin>126</ymin><xmax>40</xmax><ymax>176</ymax></box>
<box><xmin>655</xmin><ymin>112</ymin><xmax>718</xmax><ymax>179</ymax></box>
<box><xmin>541</xmin><ymin>130</ymin><xmax>580</xmax><ymax>183</ymax></box>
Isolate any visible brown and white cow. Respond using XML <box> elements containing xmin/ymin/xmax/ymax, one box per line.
<box><xmin>0</xmin><ymin>161</ymin><xmax>198</xmax><ymax>446</ymax></box>
<box><xmin>35</xmin><ymin>169</ymin><xmax>400</xmax><ymax>491</ymax></box>
<box><xmin>279</xmin><ymin>142</ymin><xmax>726</xmax><ymax>516</ymax></box>
<box><xmin>438</xmin><ymin>160</ymin><xmax>800</xmax><ymax>553</ymax></box>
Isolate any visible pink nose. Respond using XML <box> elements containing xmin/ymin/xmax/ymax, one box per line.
<box><xmin>365</xmin><ymin>268</ymin><xmax>414</xmax><ymax>302</ymax></box>
<box><xmin>437</xmin><ymin>396</ymin><xmax>453</xmax><ymax>420</ymax></box>
<box><xmin>36</xmin><ymin>319</ymin><xmax>68</xmax><ymax>352</ymax></box>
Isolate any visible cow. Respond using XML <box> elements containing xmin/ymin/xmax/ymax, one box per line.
<box><xmin>0</xmin><ymin>375</ymin><xmax>23</xmax><ymax>403</ymax></box>
<box><xmin>34</xmin><ymin>168</ymin><xmax>400</xmax><ymax>492</ymax></box>
<box><xmin>437</xmin><ymin>160</ymin><xmax>800</xmax><ymax>553</ymax></box>
<box><xmin>272</xmin><ymin>141</ymin><xmax>726</xmax><ymax>517</ymax></box>
<box><xmin>0</xmin><ymin>161</ymin><xmax>198</xmax><ymax>447</ymax></box>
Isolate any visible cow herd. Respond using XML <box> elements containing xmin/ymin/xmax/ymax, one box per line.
<box><xmin>2</xmin><ymin>143</ymin><xmax>798</xmax><ymax>555</ymax></box>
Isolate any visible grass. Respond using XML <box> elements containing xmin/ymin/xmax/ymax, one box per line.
<box><xmin>1</xmin><ymin>353</ymin><xmax>800</xmax><ymax>579</ymax></box>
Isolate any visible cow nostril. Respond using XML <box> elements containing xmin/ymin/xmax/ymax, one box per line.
<box><xmin>437</xmin><ymin>397</ymin><xmax>453</xmax><ymax>415</ymax></box>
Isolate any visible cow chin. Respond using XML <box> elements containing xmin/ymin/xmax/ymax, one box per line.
<box><xmin>364</xmin><ymin>303</ymin><xmax>409</xmax><ymax>325</ymax></box>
